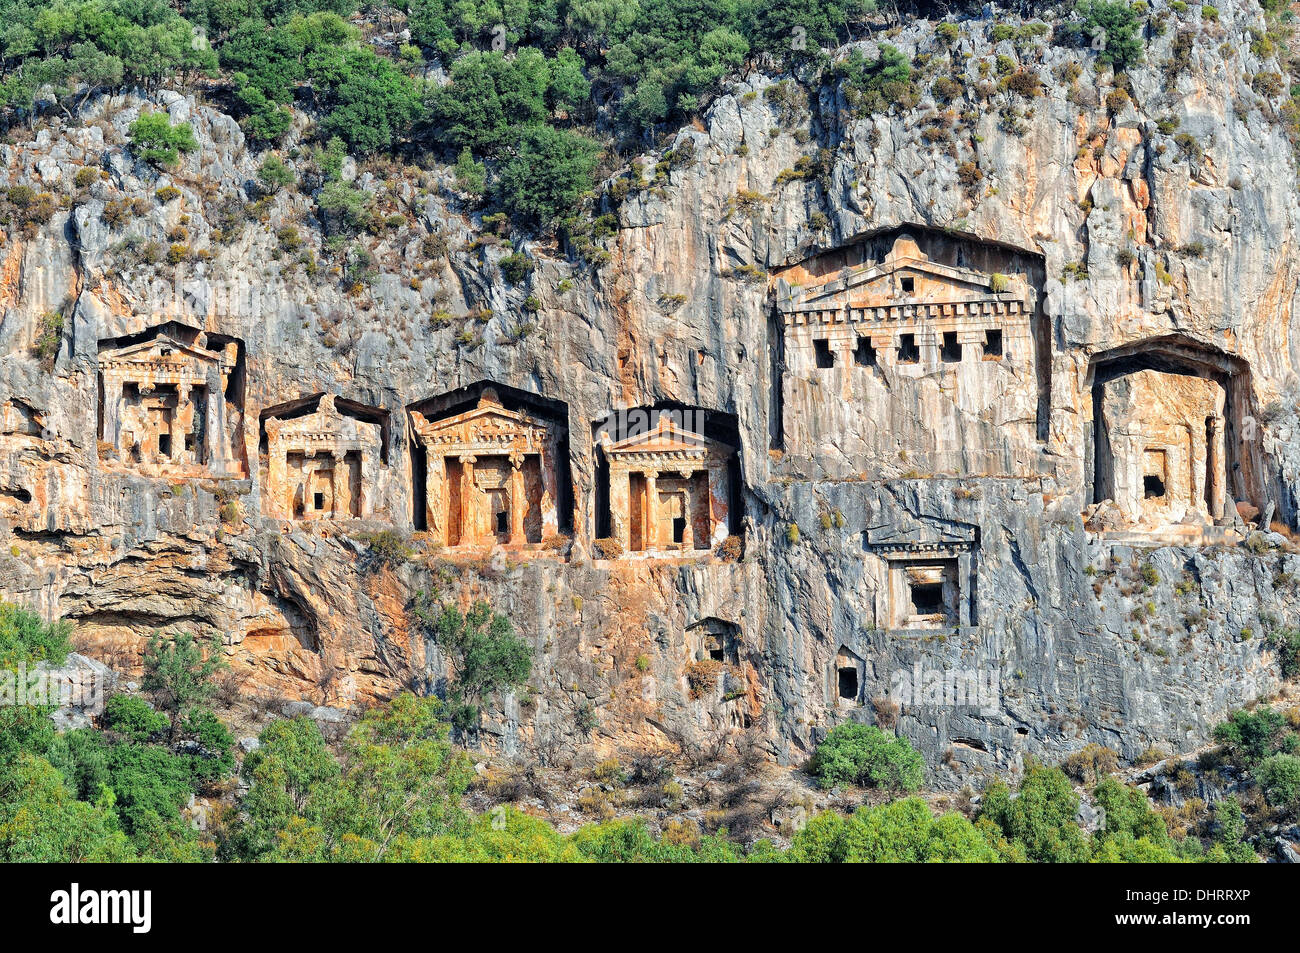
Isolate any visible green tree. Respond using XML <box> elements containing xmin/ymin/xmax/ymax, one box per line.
<box><xmin>141</xmin><ymin>630</ymin><xmax>226</xmax><ymax>739</ymax></box>
<box><xmin>224</xmin><ymin>715</ymin><xmax>341</xmax><ymax>861</ymax></box>
<box><xmin>0</xmin><ymin>752</ymin><xmax>135</xmax><ymax>862</ymax></box>
<box><xmin>257</xmin><ymin>154</ymin><xmax>295</xmax><ymax>193</ymax></box>
<box><xmin>127</xmin><ymin>110</ymin><xmax>198</xmax><ymax>168</ymax></box>
<box><xmin>1078</xmin><ymin>0</ymin><xmax>1144</xmax><ymax>71</ymax></box>
<box><xmin>808</xmin><ymin>722</ymin><xmax>925</xmax><ymax>792</ymax></box>
<box><xmin>1257</xmin><ymin>753</ymin><xmax>1300</xmax><ymax>809</ymax></box>
<box><xmin>413</xmin><ymin>594</ymin><xmax>533</xmax><ymax>732</ymax></box>
<box><xmin>978</xmin><ymin>763</ymin><xmax>1091</xmax><ymax>862</ymax></box>
<box><xmin>0</xmin><ymin>601</ymin><xmax>70</xmax><ymax>667</ymax></box>
<box><xmin>1214</xmin><ymin>707</ymin><xmax>1290</xmax><ymax>765</ymax></box>
<box><xmin>493</xmin><ymin>124</ymin><xmax>601</xmax><ymax>227</ymax></box>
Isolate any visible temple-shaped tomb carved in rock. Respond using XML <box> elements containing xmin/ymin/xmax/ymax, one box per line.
<box><xmin>771</xmin><ymin>230</ymin><xmax>1047</xmax><ymax>479</ymax></box>
<box><xmin>862</xmin><ymin>517</ymin><xmax>978</xmax><ymax>631</ymax></box>
<box><xmin>1084</xmin><ymin>335</ymin><xmax>1263</xmax><ymax>541</ymax></box>
<box><xmin>409</xmin><ymin>386</ymin><xmax>567</xmax><ymax>548</ymax></box>
<box><xmin>97</xmin><ymin>325</ymin><xmax>244</xmax><ymax>478</ymax></box>
<box><xmin>595</xmin><ymin>410</ymin><xmax>739</xmax><ymax>555</ymax></box>
<box><xmin>261</xmin><ymin>394</ymin><xmax>388</xmax><ymax>520</ymax></box>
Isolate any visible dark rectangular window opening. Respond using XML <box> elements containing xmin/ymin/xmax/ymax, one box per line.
<box><xmin>672</xmin><ymin>516</ymin><xmax>686</xmax><ymax>543</ymax></box>
<box><xmin>910</xmin><ymin>582</ymin><xmax>945</xmax><ymax>616</ymax></box>
<box><xmin>984</xmin><ymin>328</ymin><xmax>1004</xmax><ymax>358</ymax></box>
<box><xmin>898</xmin><ymin>333</ymin><xmax>919</xmax><ymax>364</ymax></box>
<box><xmin>900</xmin><ymin>276</ymin><xmax>915</xmax><ymax>295</ymax></box>
<box><xmin>157</xmin><ymin>434</ymin><xmax>172</xmax><ymax>456</ymax></box>
<box><xmin>941</xmin><ymin>331</ymin><xmax>962</xmax><ymax>363</ymax></box>
<box><xmin>854</xmin><ymin>336</ymin><xmax>876</xmax><ymax>367</ymax></box>
<box><xmin>814</xmin><ymin>338</ymin><xmax>835</xmax><ymax>368</ymax></box>
<box><xmin>838</xmin><ymin>667</ymin><xmax>859</xmax><ymax>700</ymax></box>
<box><xmin>184</xmin><ymin>433</ymin><xmax>196</xmax><ymax>452</ymax></box>
<box><xmin>313</xmin><ymin>492</ymin><xmax>325</xmax><ymax>510</ymax></box>
<box><xmin>496</xmin><ymin>509</ymin><xmax>509</xmax><ymax>534</ymax></box>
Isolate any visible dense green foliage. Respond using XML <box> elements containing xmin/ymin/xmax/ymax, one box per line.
<box><xmin>127</xmin><ymin>110</ymin><xmax>198</xmax><ymax>167</ymax></box>
<box><xmin>412</xmin><ymin>592</ymin><xmax>532</xmax><ymax>732</ymax></box>
<box><xmin>0</xmin><ymin>0</ymin><xmax>1200</xmax><ymax>230</ymax></box>
<box><xmin>1213</xmin><ymin>707</ymin><xmax>1294</xmax><ymax>765</ymax></box>
<box><xmin>0</xmin><ymin>602</ymin><xmax>71</xmax><ymax>667</ymax></box>
<box><xmin>809</xmin><ymin>722</ymin><xmax>925</xmax><ymax>792</ymax></box>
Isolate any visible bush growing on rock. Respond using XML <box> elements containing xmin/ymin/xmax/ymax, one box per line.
<box><xmin>411</xmin><ymin>592</ymin><xmax>532</xmax><ymax>733</ymax></box>
<box><xmin>1257</xmin><ymin>753</ymin><xmax>1300</xmax><ymax>809</ymax></box>
<box><xmin>127</xmin><ymin>112</ymin><xmax>198</xmax><ymax>168</ymax></box>
<box><xmin>809</xmin><ymin>723</ymin><xmax>925</xmax><ymax>792</ymax></box>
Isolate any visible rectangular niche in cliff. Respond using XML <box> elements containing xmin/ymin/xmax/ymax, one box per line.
<box><xmin>770</xmin><ymin>228</ymin><xmax>1048</xmax><ymax>479</ymax></box>
<box><xmin>97</xmin><ymin>323</ymin><xmax>245</xmax><ymax>479</ymax></box>
<box><xmin>863</xmin><ymin>517</ymin><xmax>978</xmax><ymax>631</ymax></box>
<box><xmin>593</xmin><ymin>406</ymin><xmax>742</xmax><ymax>556</ymax></box>
<box><xmin>260</xmin><ymin>394</ymin><xmax>389</xmax><ymax>521</ymax></box>
<box><xmin>834</xmin><ymin>645</ymin><xmax>864</xmax><ymax>704</ymax></box>
<box><xmin>408</xmin><ymin>382</ymin><xmax>570</xmax><ymax>549</ymax></box>
<box><xmin>1084</xmin><ymin>336</ymin><xmax>1262</xmax><ymax>539</ymax></box>
<box><xmin>690</xmin><ymin>617</ymin><xmax>742</xmax><ymax>665</ymax></box>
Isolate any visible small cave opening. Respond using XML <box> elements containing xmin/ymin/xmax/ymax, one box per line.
<box><xmin>941</xmin><ymin>331</ymin><xmax>962</xmax><ymax>363</ymax></box>
<box><xmin>984</xmin><ymin>328</ymin><xmax>1004</xmax><ymax>359</ymax></box>
<box><xmin>1143</xmin><ymin>474</ymin><xmax>1166</xmax><ymax>499</ymax></box>
<box><xmin>898</xmin><ymin>333</ymin><xmax>919</xmax><ymax>364</ymax></box>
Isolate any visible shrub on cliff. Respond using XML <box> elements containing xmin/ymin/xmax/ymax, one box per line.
<box><xmin>127</xmin><ymin>111</ymin><xmax>198</xmax><ymax>168</ymax></box>
<box><xmin>0</xmin><ymin>602</ymin><xmax>71</xmax><ymax>668</ymax></box>
<box><xmin>809</xmin><ymin>723</ymin><xmax>925</xmax><ymax>792</ymax></box>
<box><xmin>493</xmin><ymin>124</ymin><xmax>602</xmax><ymax>227</ymax></box>
<box><xmin>1213</xmin><ymin>707</ymin><xmax>1292</xmax><ymax>766</ymax></box>
<box><xmin>412</xmin><ymin>592</ymin><xmax>533</xmax><ymax>733</ymax></box>
<box><xmin>1257</xmin><ymin>753</ymin><xmax>1300</xmax><ymax>809</ymax></box>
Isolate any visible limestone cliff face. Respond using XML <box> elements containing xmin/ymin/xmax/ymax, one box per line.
<box><xmin>4</xmin><ymin>4</ymin><xmax>1300</xmax><ymax>786</ymax></box>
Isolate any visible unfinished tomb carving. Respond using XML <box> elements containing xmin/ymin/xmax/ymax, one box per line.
<box><xmin>1085</xmin><ymin>336</ymin><xmax>1263</xmax><ymax>538</ymax></box>
<box><xmin>98</xmin><ymin>325</ymin><xmax>244</xmax><ymax>478</ymax></box>
<box><xmin>262</xmin><ymin>395</ymin><xmax>387</xmax><ymax>520</ymax></box>
<box><xmin>862</xmin><ymin>518</ymin><xmax>978</xmax><ymax>631</ymax></box>
<box><xmin>596</xmin><ymin>411</ymin><xmax>738</xmax><ymax>554</ymax></box>
<box><xmin>772</xmin><ymin>230</ymin><xmax>1045</xmax><ymax>477</ymax></box>
<box><xmin>410</xmin><ymin>387</ymin><xmax>566</xmax><ymax>548</ymax></box>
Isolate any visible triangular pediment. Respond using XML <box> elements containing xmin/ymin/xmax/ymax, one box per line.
<box><xmin>791</xmin><ymin>256</ymin><xmax>1000</xmax><ymax>310</ymax></box>
<box><xmin>99</xmin><ymin>335</ymin><xmax>224</xmax><ymax>366</ymax></box>
<box><xmin>418</xmin><ymin>404</ymin><xmax>548</xmax><ymax>436</ymax></box>
<box><xmin>604</xmin><ymin>419</ymin><xmax>734</xmax><ymax>461</ymax></box>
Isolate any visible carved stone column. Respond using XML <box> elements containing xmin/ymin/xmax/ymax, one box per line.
<box><xmin>609</xmin><ymin>464</ymin><xmax>630</xmax><ymax>550</ymax></box>
<box><xmin>707</xmin><ymin>464</ymin><xmax>730</xmax><ymax>547</ymax></box>
<box><xmin>644</xmin><ymin>471</ymin><xmax>658</xmax><ymax>550</ymax></box>
<box><xmin>425</xmin><ymin>450</ymin><xmax>443</xmax><ymax>543</ymax></box>
<box><xmin>330</xmin><ymin>450</ymin><xmax>347</xmax><ymax>518</ymax></box>
<box><xmin>1207</xmin><ymin>415</ymin><xmax>1225</xmax><ymax>520</ymax></box>
<box><xmin>266</xmin><ymin>426</ymin><xmax>287</xmax><ymax>518</ymax></box>
<box><xmin>508</xmin><ymin>455</ymin><xmax>526</xmax><ymax>545</ymax></box>
<box><xmin>459</xmin><ymin>455</ymin><xmax>476</xmax><ymax>545</ymax></box>
<box><xmin>173</xmin><ymin>383</ymin><xmax>190</xmax><ymax>462</ymax></box>
<box><xmin>103</xmin><ymin>372</ymin><xmax>124</xmax><ymax>454</ymax></box>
